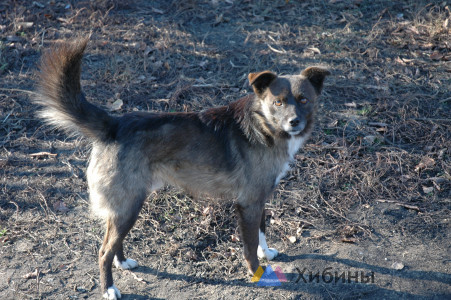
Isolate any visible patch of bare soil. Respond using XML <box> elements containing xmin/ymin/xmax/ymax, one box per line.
<box><xmin>0</xmin><ymin>0</ymin><xmax>450</xmax><ymax>299</ymax></box>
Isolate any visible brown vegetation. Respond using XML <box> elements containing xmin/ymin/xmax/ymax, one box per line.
<box><xmin>0</xmin><ymin>0</ymin><xmax>449</xmax><ymax>299</ymax></box>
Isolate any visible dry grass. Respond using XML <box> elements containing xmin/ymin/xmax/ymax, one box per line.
<box><xmin>0</xmin><ymin>0</ymin><xmax>450</xmax><ymax>298</ymax></box>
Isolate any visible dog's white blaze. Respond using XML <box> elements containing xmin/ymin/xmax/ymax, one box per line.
<box><xmin>261</xmin><ymin>101</ymin><xmax>273</xmax><ymax>121</ymax></box>
<box><xmin>275</xmin><ymin>136</ymin><xmax>306</xmax><ymax>186</ymax></box>
<box><xmin>103</xmin><ymin>285</ymin><xmax>121</xmax><ymax>300</ymax></box>
<box><xmin>257</xmin><ymin>229</ymin><xmax>279</xmax><ymax>260</ymax></box>
<box><xmin>114</xmin><ymin>256</ymin><xmax>138</xmax><ymax>270</ymax></box>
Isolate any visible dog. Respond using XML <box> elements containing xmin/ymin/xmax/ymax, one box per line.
<box><xmin>33</xmin><ymin>38</ymin><xmax>329</xmax><ymax>299</ymax></box>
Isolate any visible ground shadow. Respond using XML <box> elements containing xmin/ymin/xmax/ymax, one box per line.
<box><xmin>128</xmin><ymin>251</ymin><xmax>451</xmax><ymax>299</ymax></box>
<box><xmin>280</xmin><ymin>253</ymin><xmax>451</xmax><ymax>285</ymax></box>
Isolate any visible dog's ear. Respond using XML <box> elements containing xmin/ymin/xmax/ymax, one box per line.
<box><xmin>301</xmin><ymin>67</ymin><xmax>330</xmax><ymax>94</ymax></box>
<box><xmin>248</xmin><ymin>71</ymin><xmax>277</xmax><ymax>97</ymax></box>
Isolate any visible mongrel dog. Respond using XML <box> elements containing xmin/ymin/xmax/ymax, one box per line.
<box><xmin>34</xmin><ymin>38</ymin><xmax>329</xmax><ymax>299</ymax></box>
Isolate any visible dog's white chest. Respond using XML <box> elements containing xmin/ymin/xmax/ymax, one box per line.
<box><xmin>288</xmin><ymin>136</ymin><xmax>306</xmax><ymax>159</ymax></box>
<box><xmin>274</xmin><ymin>136</ymin><xmax>306</xmax><ymax>186</ymax></box>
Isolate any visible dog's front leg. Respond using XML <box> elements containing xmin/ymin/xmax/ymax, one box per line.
<box><xmin>235</xmin><ymin>203</ymin><xmax>264</xmax><ymax>274</ymax></box>
<box><xmin>257</xmin><ymin>208</ymin><xmax>279</xmax><ymax>261</ymax></box>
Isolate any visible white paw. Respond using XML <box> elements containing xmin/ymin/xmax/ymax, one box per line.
<box><xmin>103</xmin><ymin>285</ymin><xmax>121</xmax><ymax>300</ymax></box>
<box><xmin>257</xmin><ymin>246</ymin><xmax>279</xmax><ymax>261</ymax></box>
<box><xmin>114</xmin><ymin>257</ymin><xmax>138</xmax><ymax>270</ymax></box>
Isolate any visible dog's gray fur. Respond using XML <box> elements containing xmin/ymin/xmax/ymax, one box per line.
<box><xmin>34</xmin><ymin>38</ymin><xmax>329</xmax><ymax>299</ymax></box>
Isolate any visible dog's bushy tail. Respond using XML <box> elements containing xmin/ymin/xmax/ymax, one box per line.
<box><xmin>34</xmin><ymin>37</ymin><xmax>116</xmax><ymax>142</ymax></box>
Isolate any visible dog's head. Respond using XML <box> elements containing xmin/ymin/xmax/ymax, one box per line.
<box><xmin>249</xmin><ymin>67</ymin><xmax>330</xmax><ymax>137</ymax></box>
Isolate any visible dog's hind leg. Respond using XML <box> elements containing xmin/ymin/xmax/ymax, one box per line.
<box><xmin>98</xmin><ymin>197</ymin><xmax>145</xmax><ymax>300</ymax></box>
<box><xmin>257</xmin><ymin>209</ymin><xmax>279</xmax><ymax>261</ymax></box>
<box><xmin>235</xmin><ymin>203</ymin><xmax>264</xmax><ymax>275</ymax></box>
<box><xmin>99</xmin><ymin>218</ymin><xmax>122</xmax><ymax>300</ymax></box>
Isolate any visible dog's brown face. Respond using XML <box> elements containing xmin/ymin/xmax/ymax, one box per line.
<box><xmin>249</xmin><ymin>67</ymin><xmax>330</xmax><ymax>136</ymax></box>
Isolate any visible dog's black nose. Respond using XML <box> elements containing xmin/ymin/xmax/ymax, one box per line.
<box><xmin>289</xmin><ymin>118</ymin><xmax>300</xmax><ymax>127</ymax></box>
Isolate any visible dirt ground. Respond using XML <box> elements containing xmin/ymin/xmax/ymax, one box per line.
<box><xmin>0</xmin><ymin>0</ymin><xmax>450</xmax><ymax>299</ymax></box>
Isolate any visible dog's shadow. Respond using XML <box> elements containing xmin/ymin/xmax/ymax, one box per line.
<box><xmin>281</xmin><ymin>253</ymin><xmax>451</xmax><ymax>284</ymax></box>
<box><xmin>120</xmin><ymin>253</ymin><xmax>451</xmax><ymax>299</ymax></box>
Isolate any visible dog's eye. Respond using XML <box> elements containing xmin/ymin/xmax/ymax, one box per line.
<box><xmin>299</xmin><ymin>98</ymin><xmax>308</xmax><ymax>104</ymax></box>
<box><xmin>274</xmin><ymin>100</ymin><xmax>283</xmax><ymax>106</ymax></box>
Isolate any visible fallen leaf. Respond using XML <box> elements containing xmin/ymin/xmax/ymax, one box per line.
<box><xmin>424</xmin><ymin>177</ymin><xmax>446</xmax><ymax>184</ymax></box>
<box><xmin>57</xmin><ymin>17</ymin><xmax>71</xmax><ymax>24</ymax></box>
<box><xmin>215</xmin><ymin>14</ymin><xmax>224</xmax><ymax>25</ymax></box>
<box><xmin>395</xmin><ymin>57</ymin><xmax>405</xmax><ymax>65</ymax></box>
<box><xmin>341</xmin><ymin>237</ymin><xmax>356</xmax><ymax>243</ymax></box>
<box><xmin>53</xmin><ymin>200</ymin><xmax>69</xmax><ymax>212</ymax></box>
<box><xmin>443</xmin><ymin>18</ymin><xmax>449</xmax><ymax>29</ymax></box>
<box><xmin>228</xmin><ymin>247</ymin><xmax>238</xmax><ymax>256</ymax></box>
<box><xmin>135</xmin><ymin>75</ymin><xmax>146</xmax><ymax>83</ymax></box>
<box><xmin>430</xmin><ymin>51</ymin><xmax>444</xmax><ymax>61</ymax></box>
<box><xmin>230</xmin><ymin>234</ymin><xmax>240</xmax><ymax>242</ymax></box>
<box><xmin>422</xmin><ymin>186</ymin><xmax>434</xmax><ymax>194</ymax></box>
<box><xmin>185</xmin><ymin>249</ymin><xmax>197</xmax><ymax>261</ymax></box>
<box><xmin>391</xmin><ymin>262</ymin><xmax>404</xmax><ymax>270</ymax></box>
<box><xmin>144</xmin><ymin>46</ymin><xmax>154</xmax><ymax>56</ymax></box>
<box><xmin>307</xmin><ymin>47</ymin><xmax>321</xmax><ymax>54</ymax></box>
<box><xmin>202</xmin><ymin>206</ymin><xmax>213</xmax><ymax>216</ymax></box>
<box><xmin>110</xmin><ymin>99</ymin><xmax>123</xmax><ymax>111</ymax></box>
<box><xmin>152</xmin><ymin>61</ymin><xmax>163</xmax><ymax>69</ymax></box>
<box><xmin>270</xmin><ymin>218</ymin><xmax>282</xmax><ymax>226</ymax></box>
<box><xmin>17</xmin><ymin>22</ymin><xmax>34</xmax><ymax>29</ymax></box>
<box><xmin>407</xmin><ymin>26</ymin><xmax>419</xmax><ymax>35</ymax></box>
<box><xmin>415</xmin><ymin>157</ymin><xmax>435</xmax><ymax>172</ymax></box>
<box><xmin>23</xmin><ymin>269</ymin><xmax>39</xmax><ymax>279</ymax></box>
<box><xmin>363</xmin><ymin>135</ymin><xmax>377</xmax><ymax>145</ymax></box>
<box><xmin>419</xmin><ymin>42</ymin><xmax>434</xmax><ymax>49</ymax></box>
